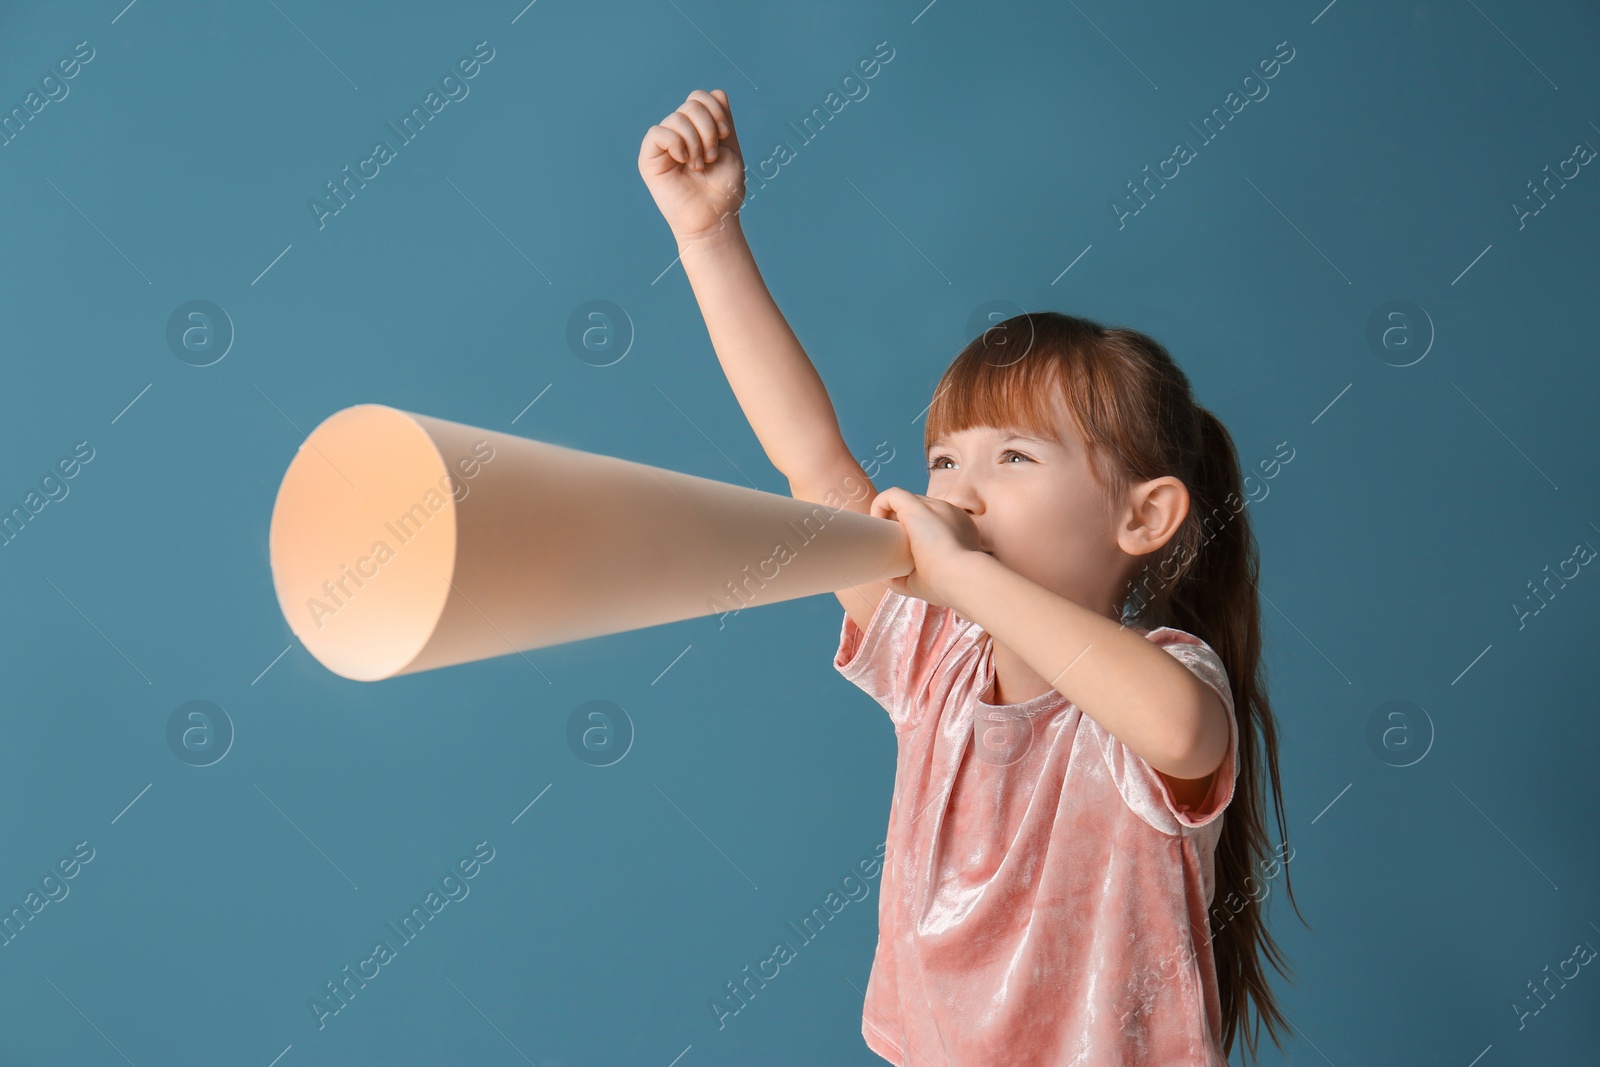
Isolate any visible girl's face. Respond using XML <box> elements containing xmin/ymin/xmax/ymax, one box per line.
<box><xmin>925</xmin><ymin>406</ymin><xmax>1134</xmax><ymax>619</ymax></box>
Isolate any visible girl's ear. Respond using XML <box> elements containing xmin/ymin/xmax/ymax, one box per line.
<box><xmin>1117</xmin><ymin>476</ymin><xmax>1189</xmax><ymax>557</ymax></box>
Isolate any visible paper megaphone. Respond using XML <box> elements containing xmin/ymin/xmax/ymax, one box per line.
<box><xmin>267</xmin><ymin>404</ymin><xmax>911</xmax><ymax>681</ymax></box>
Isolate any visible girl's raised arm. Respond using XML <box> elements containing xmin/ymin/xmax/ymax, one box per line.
<box><xmin>639</xmin><ymin>89</ymin><xmax>891</xmax><ymax>631</ymax></box>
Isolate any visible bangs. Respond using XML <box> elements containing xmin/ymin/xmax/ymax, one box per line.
<box><xmin>924</xmin><ymin>347</ymin><xmax>1081</xmax><ymax>453</ymax></box>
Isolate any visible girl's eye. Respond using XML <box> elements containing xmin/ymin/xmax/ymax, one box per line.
<box><xmin>927</xmin><ymin>451</ymin><xmax>1030</xmax><ymax>470</ymax></box>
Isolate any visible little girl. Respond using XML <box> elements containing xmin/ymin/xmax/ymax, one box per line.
<box><xmin>640</xmin><ymin>89</ymin><xmax>1303</xmax><ymax>1066</ymax></box>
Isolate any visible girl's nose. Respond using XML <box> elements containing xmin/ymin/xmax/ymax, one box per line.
<box><xmin>941</xmin><ymin>482</ymin><xmax>983</xmax><ymax>515</ymax></box>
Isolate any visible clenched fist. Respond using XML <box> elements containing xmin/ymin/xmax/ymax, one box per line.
<box><xmin>870</xmin><ymin>487</ymin><xmax>987</xmax><ymax>609</ymax></box>
<box><xmin>638</xmin><ymin>88</ymin><xmax>745</xmax><ymax>244</ymax></box>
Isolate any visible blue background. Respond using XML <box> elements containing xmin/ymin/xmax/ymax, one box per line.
<box><xmin>2</xmin><ymin>0</ymin><xmax>1597</xmax><ymax>1064</ymax></box>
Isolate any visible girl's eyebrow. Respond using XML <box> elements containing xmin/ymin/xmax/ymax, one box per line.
<box><xmin>927</xmin><ymin>431</ymin><xmax>1055</xmax><ymax>452</ymax></box>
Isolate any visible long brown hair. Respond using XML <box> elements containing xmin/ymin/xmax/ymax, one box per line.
<box><xmin>923</xmin><ymin>311</ymin><xmax>1306</xmax><ymax>1062</ymax></box>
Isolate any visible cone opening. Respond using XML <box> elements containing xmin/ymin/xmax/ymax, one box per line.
<box><xmin>268</xmin><ymin>405</ymin><xmax>459</xmax><ymax>681</ymax></box>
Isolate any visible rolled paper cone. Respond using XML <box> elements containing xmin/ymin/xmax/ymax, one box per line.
<box><xmin>268</xmin><ymin>404</ymin><xmax>913</xmax><ymax>681</ymax></box>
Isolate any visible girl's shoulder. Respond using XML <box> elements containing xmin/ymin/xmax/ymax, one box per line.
<box><xmin>1136</xmin><ymin>624</ymin><xmax>1233</xmax><ymax>710</ymax></box>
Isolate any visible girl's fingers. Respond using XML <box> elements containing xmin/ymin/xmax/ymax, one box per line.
<box><xmin>646</xmin><ymin>124</ymin><xmax>691</xmax><ymax>167</ymax></box>
<box><xmin>686</xmin><ymin>89</ymin><xmax>730</xmax><ymax>139</ymax></box>
<box><xmin>676</xmin><ymin>98</ymin><xmax>721</xmax><ymax>163</ymax></box>
<box><xmin>659</xmin><ymin>112</ymin><xmax>704</xmax><ymax>169</ymax></box>
<box><xmin>706</xmin><ymin>89</ymin><xmax>741</xmax><ymax>153</ymax></box>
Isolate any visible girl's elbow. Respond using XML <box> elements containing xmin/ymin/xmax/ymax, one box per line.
<box><xmin>1158</xmin><ymin>694</ymin><xmax>1228</xmax><ymax>777</ymax></box>
<box><xmin>1168</xmin><ymin>693</ymin><xmax>1230</xmax><ymax>779</ymax></box>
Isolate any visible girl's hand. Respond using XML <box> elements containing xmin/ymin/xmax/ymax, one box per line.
<box><xmin>638</xmin><ymin>89</ymin><xmax>745</xmax><ymax>244</ymax></box>
<box><xmin>871</xmin><ymin>487</ymin><xmax>986</xmax><ymax>609</ymax></box>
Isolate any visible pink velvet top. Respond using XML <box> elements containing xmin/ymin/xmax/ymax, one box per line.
<box><xmin>834</xmin><ymin>588</ymin><xmax>1239</xmax><ymax>1066</ymax></box>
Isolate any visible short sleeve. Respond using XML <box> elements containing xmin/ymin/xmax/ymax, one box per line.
<box><xmin>834</xmin><ymin>588</ymin><xmax>975</xmax><ymax>736</ymax></box>
<box><xmin>1107</xmin><ymin>627</ymin><xmax>1239</xmax><ymax>834</ymax></box>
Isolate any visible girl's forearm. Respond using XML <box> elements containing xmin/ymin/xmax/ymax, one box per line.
<box><xmin>675</xmin><ymin>220</ymin><xmax>853</xmax><ymax>479</ymax></box>
<box><xmin>943</xmin><ymin>550</ymin><xmax>1230</xmax><ymax>780</ymax></box>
